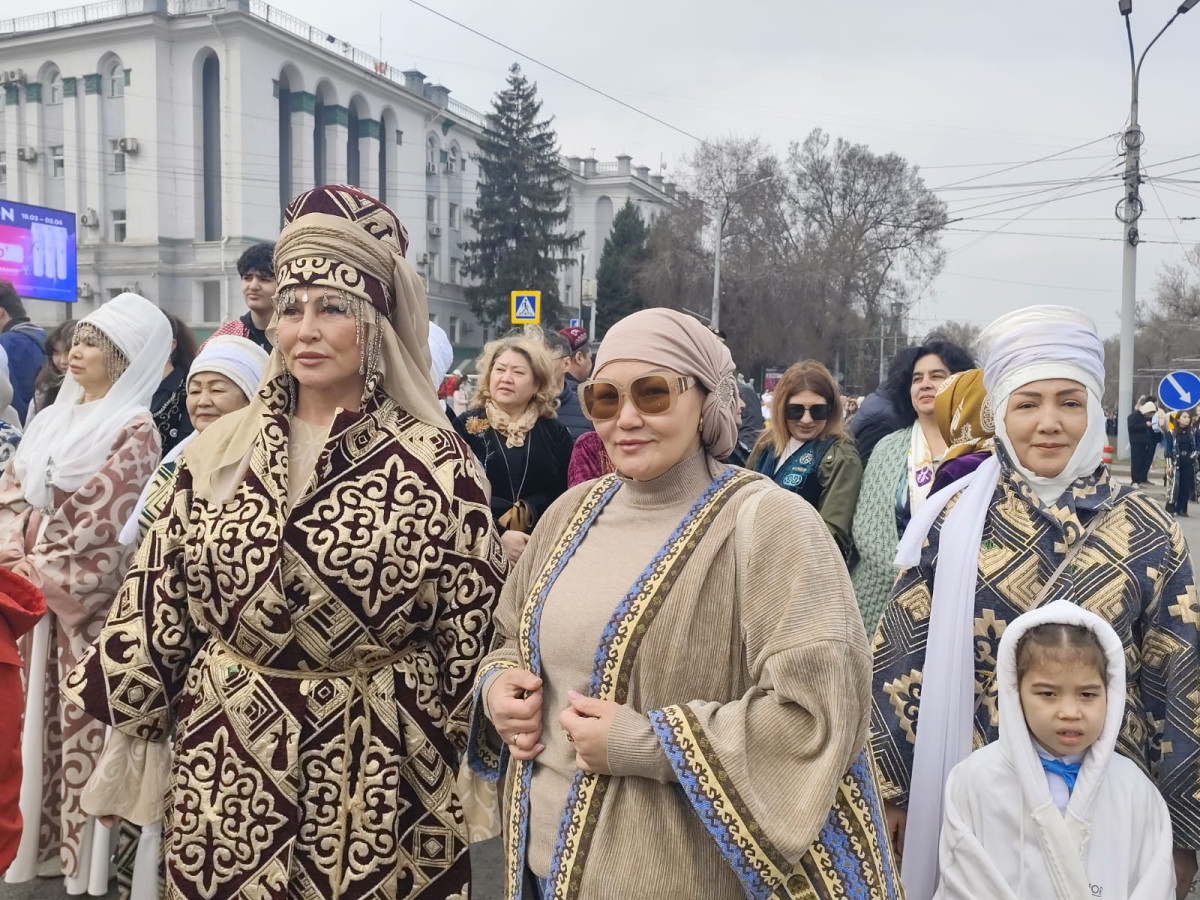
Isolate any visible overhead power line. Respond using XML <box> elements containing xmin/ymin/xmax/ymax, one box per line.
<box><xmin>404</xmin><ymin>0</ymin><xmax>710</xmax><ymax>147</ymax></box>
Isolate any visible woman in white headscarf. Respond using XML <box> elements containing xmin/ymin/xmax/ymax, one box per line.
<box><xmin>869</xmin><ymin>305</ymin><xmax>1200</xmax><ymax>900</ymax></box>
<box><xmin>119</xmin><ymin>334</ymin><xmax>269</xmax><ymax>548</ymax></box>
<box><xmin>0</xmin><ymin>293</ymin><xmax>170</xmax><ymax>894</ymax></box>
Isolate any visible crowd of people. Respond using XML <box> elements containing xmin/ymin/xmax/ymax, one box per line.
<box><xmin>0</xmin><ymin>183</ymin><xmax>1195</xmax><ymax>900</ymax></box>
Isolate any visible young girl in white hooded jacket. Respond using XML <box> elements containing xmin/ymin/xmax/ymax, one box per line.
<box><xmin>935</xmin><ymin>600</ymin><xmax>1176</xmax><ymax>899</ymax></box>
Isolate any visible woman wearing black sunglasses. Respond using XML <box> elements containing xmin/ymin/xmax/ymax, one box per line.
<box><xmin>748</xmin><ymin>360</ymin><xmax>861</xmax><ymax>556</ymax></box>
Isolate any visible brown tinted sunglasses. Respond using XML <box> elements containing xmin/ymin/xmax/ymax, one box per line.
<box><xmin>578</xmin><ymin>373</ymin><xmax>696</xmax><ymax>421</ymax></box>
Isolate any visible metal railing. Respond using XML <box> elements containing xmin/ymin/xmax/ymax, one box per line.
<box><xmin>1</xmin><ymin>0</ymin><xmax>142</xmax><ymax>34</ymax></box>
<box><xmin>1</xmin><ymin>0</ymin><xmax>493</xmax><ymax>129</ymax></box>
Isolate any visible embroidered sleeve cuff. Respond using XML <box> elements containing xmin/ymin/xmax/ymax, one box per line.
<box><xmin>467</xmin><ymin>658</ymin><xmax>517</xmax><ymax>782</ymax></box>
<box><xmin>605</xmin><ymin>705</ymin><xmax>676</xmax><ymax>783</ymax></box>
<box><xmin>648</xmin><ymin>704</ymin><xmax>791</xmax><ymax>900</ymax></box>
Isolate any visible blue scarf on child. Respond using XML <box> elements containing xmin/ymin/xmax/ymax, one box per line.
<box><xmin>1040</xmin><ymin>756</ymin><xmax>1081</xmax><ymax>792</ymax></box>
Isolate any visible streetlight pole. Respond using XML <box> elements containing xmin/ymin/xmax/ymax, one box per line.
<box><xmin>711</xmin><ymin>175</ymin><xmax>776</xmax><ymax>333</ymax></box>
<box><xmin>1116</xmin><ymin>0</ymin><xmax>1197</xmax><ymax>457</ymax></box>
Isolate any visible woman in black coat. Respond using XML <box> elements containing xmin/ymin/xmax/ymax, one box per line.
<box><xmin>1170</xmin><ymin>410</ymin><xmax>1196</xmax><ymax>516</ymax></box>
<box><xmin>1128</xmin><ymin>400</ymin><xmax>1158</xmax><ymax>485</ymax></box>
<box><xmin>455</xmin><ymin>332</ymin><xmax>573</xmax><ymax>566</ymax></box>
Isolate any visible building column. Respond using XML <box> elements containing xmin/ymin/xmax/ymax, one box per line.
<box><xmin>21</xmin><ymin>83</ymin><xmax>43</xmax><ymax>206</ymax></box>
<box><xmin>61</xmin><ymin>77</ymin><xmax>82</xmax><ymax>219</ymax></box>
<box><xmin>357</xmin><ymin>118</ymin><xmax>380</xmax><ymax>196</ymax></box>
<box><xmin>323</xmin><ymin>105</ymin><xmax>348</xmax><ymax>185</ymax></box>
<box><xmin>3</xmin><ymin>85</ymin><xmax>19</xmax><ymax>201</ymax></box>
<box><xmin>81</xmin><ymin>74</ymin><xmax>104</xmax><ymax>246</ymax></box>
<box><xmin>289</xmin><ymin>91</ymin><xmax>315</xmax><ymax>196</ymax></box>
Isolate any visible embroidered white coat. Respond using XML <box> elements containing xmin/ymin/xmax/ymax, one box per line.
<box><xmin>934</xmin><ymin>601</ymin><xmax>1175</xmax><ymax>900</ymax></box>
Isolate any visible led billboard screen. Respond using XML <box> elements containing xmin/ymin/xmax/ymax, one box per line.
<box><xmin>0</xmin><ymin>199</ymin><xmax>77</xmax><ymax>303</ymax></box>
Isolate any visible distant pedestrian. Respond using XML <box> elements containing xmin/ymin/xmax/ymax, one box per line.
<box><xmin>1128</xmin><ymin>400</ymin><xmax>1158</xmax><ymax>485</ymax></box>
<box><xmin>1169</xmin><ymin>410</ymin><xmax>1196</xmax><ymax>517</ymax></box>
<box><xmin>545</xmin><ymin>330</ymin><xmax>590</xmax><ymax>440</ymax></box>
<box><xmin>0</xmin><ymin>281</ymin><xmax>46</xmax><ymax>424</ymax></box>
<box><xmin>555</xmin><ymin>326</ymin><xmax>595</xmax><ymax>440</ymax></box>
<box><xmin>206</xmin><ymin>241</ymin><xmax>276</xmax><ymax>353</ymax></box>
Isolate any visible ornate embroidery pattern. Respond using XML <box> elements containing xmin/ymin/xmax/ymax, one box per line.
<box><xmin>545</xmin><ymin>468</ymin><xmax>756</xmax><ymax>900</ymax></box>
<box><xmin>64</xmin><ymin>399</ymin><xmax>504</xmax><ymax>900</ymax></box>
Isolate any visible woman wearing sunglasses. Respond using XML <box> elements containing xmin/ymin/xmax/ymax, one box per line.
<box><xmin>850</xmin><ymin>336</ymin><xmax>975</xmax><ymax>630</ymax></box>
<box><xmin>467</xmin><ymin>308</ymin><xmax>899</xmax><ymax>900</ymax></box>
<box><xmin>749</xmin><ymin>360</ymin><xmax>862</xmax><ymax>556</ymax></box>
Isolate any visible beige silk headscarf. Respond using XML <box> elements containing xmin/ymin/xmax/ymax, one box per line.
<box><xmin>594</xmin><ymin>308</ymin><xmax>740</xmax><ymax>460</ymax></box>
<box><xmin>184</xmin><ymin>186</ymin><xmax>447</xmax><ymax>502</ymax></box>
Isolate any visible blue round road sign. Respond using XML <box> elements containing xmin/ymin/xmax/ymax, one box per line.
<box><xmin>1158</xmin><ymin>371</ymin><xmax>1200</xmax><ymax>412</ymax></box>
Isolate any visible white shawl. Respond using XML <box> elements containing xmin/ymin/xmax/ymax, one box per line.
<box><xmin>12</xmin><ymin>293</ymin><xmax>172</xmax><ymax>511</ymax></box>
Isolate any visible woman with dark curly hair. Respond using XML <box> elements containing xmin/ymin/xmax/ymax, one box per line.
<box><xmin>849</xmin><ymin>336</ymin><xmax>974</xmax><ymax>629</ymax></box>
<box><xmin>454</xmin><ymin>332</ymin><xmax>573</xmax><ymax>566</ymax></box>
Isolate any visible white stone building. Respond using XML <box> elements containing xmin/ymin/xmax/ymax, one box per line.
<box><xmin>0</xmin><ymin>0</ymin><xmax>679</xmax><ymax>350</ymax></box>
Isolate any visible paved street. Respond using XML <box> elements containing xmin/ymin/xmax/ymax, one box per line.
<box><xmin>1</xmin><ymin>472</ymin><xmax>1197</xmax><ymax>900</ymax></box>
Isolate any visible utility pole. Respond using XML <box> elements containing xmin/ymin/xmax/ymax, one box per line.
<box><xmin>1116</xmin><ymin>0</ymin><xmax>1197</xmax><ymax>457</ymax></box>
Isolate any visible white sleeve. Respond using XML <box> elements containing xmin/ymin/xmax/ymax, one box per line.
<box><xmin>1129</xmin><ymin>784</ymin><xmax>1177</xmax><ymax>900</ymax></box>
<box><xmin>934</xmin><ymin>764</ymin><xmax>1019</xmax><ymax>900</ymax></box>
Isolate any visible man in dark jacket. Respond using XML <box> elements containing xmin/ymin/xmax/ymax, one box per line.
<box><xmin>0</xmin><ymin>282</ymin><xmax>46</xmax><ymax>424</ymax></box>
<box><xmin>545</xmin><ymin>331</ymin><xmax>592</xmax><ymax>441</ymax></box>
<box><xmin>850</xmin><ymin>389</ymin><xmax>906</xmax><ymax>466</ymax></box>
<box><xmin>553</xmin><ymin>326</ymin><xmax>594</xmax><ymax>441</ymax></box>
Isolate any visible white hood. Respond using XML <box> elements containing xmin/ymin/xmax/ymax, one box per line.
<box><xmin>996</xmin><ymin>600</ymin><xmax>1126</xmax><ymax>822</ymax></box>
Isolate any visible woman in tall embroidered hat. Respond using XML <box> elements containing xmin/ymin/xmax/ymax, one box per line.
<box><xmin>468</xmin><ymin>307</ymin><xmax>901</xmax><ymax>900</ymax></box>
<box><xmin>869</xmin><ymin>305</ymin><xmax>1200</xmax><ymax>900</ymax></box>
<box><xmin>748</xmin><ymin>359</ymin><xmax>863</xmax><ymax>556</ymax></box>
<box><xmin>0</xmin><ymin>292</ymin><xmax>171</xmax><ymax>894</ymax></box>
<box><xmin>849</xmin><ymin>336</ymin><xmax>975</xmax><ymax>630</ymax></box>
<box><xmin>454</xmin><ymin>332</ymin><xmax>573</xmax><ymax>566</ymax></box>
<box><xmin>62</xmin><ymin>185</ymin><xmax>507</xmax><ymax>900</ymax></box>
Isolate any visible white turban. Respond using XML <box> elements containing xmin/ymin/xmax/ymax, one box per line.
<box><xmin>427</xmin><ymin>323</ymin><xmax>454</xmax><ymax>389</ymax></box>
<box><xmin>976</xmin><ymin>305</ymin><xmax>1107</xmax><ymax>504</ymax></box>
<box><xmin>189</xmin><ymin>335</ymin><xmax>270</xmax><ymax>402</ymax></box>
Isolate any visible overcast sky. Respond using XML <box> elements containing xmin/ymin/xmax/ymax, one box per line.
<box><xmin>17</xmin><ymin>0</ymin><xmax>1200</xmax><ymax>338</ymax></box>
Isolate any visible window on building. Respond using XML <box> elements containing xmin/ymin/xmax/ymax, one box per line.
<box><xmin>0</xmin><ymin>152</ymin><xmax>6</xmax><ymax>185</ymax></box>
<box><xmin>111</xmin><ymin>140</ymin><xmax>126</xmax><ymax>174</ymax></box>
<box><xmin>426</xmin><ymin>136</ymin><xmax>436</xmax><ymax>170</ymax></box>
<box><xmin>428</xmin><ymin>250</ymin><xmax>438</xmax><ymax>281</ymax></box>
<box><xmin>448</xmin><ymin>202</ymin><xmax>459</xmax><ymax>230</ymax></box>
<box><xmin>428</xmin><ymin>313</ymin><xmax>438</xmax><ymax>326</ymax></box>
<box><xmin>108</xmin><ymin>288</ymin><xmax>124</xmax><ymax>300</ymax></box>
<box><xmin>426</xmin><ymin>195</ymin><xmax>436</xmax><ymax>222</ymax></box>
<box><xmin>447</xmin><ymin>146</ymin><xmax>458</xmax><ymax>173</ymax></box>
<box><xmin>50</xmin><ymin>145</ymin><xmax>64</xmax><ymax>178</ymax></box>
<box><xmin>449</xmin><ymin>259</ymin><xmax>460</xmax><ymax>284</ymax></box>
<box><xmin>48</xmin><ymin>72</ymin><xmax>62</xmax><ymax>105</ymax></box>
<box><xmin>202</xmin><ymin>281</ymin><xmax>221</xmax><ymax>322</ymax></box>
<box><xmin>112</xmin><ymin>209</ymin><xmax>127</xmax><ymax>243</ymax></box>
<box><xmin>449</xmin><ymin>316</ymin><xmax>459</xmax><ymax>344</ymax></box>
<box><xmin>108</xmin><ymin>63</ymin><xmax>124</xmax><ymax>98</ymax></box>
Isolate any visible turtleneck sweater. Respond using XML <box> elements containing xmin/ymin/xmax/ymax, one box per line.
<box><xmin>526</xmin><ymin>449</ymin><xmax>717</xmax><ymax>876</ymax></box>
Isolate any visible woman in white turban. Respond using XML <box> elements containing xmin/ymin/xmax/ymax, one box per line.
<box><xmin>0</xmin><ymin>293</ymin><xmax>171</xmax><ymax>894</ymax></box>
<box><xmin>869</xmin><ymin>305</ymin><xmax>1200</xmax><ymax>900</ymax></box>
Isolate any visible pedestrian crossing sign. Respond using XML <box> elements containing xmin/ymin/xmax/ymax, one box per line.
<box><xmin>511</xmin><ymin>291</ymin><xmax>541</xmax><ymax>324</ymax></box>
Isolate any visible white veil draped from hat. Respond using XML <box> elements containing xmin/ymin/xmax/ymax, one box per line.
<box><xmin>13</xmin><ymin>293</ymin><xmax>172</xmax><ymax>511</ymax></box>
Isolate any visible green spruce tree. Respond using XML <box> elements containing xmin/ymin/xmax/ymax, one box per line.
<box><xmin>461</xmin><ymin>64</ymin><xmax>582</xmax><ymax>328</ymax></box>
<box><xmin>595</xmin><ymin>199</ymin><xmax>649</xmax><ymax>336</ymax></box>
